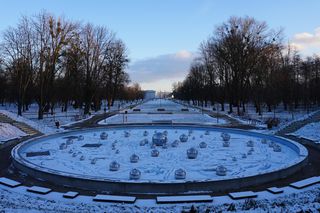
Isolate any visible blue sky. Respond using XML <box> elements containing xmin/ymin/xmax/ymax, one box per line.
<box><xmin>1</xmin><ymin>0</ymin><xmax>320</xmax><ymax>91</ymax></box>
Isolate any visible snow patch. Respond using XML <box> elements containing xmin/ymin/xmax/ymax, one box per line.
<box><xmin>0</xmin><ymin>123</ymin><xmax>27</xmax><ymax>143</ymax></box>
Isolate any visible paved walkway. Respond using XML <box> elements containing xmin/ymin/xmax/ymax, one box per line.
<box><xmin>63</xmin><ymin>112</ymin><xmax>117</xmax><ymax>129</ymax></box>
<box><xmin>64</xmin><ymin>102</ymin><xmax>145</xmax><ymax>130</ymax></box>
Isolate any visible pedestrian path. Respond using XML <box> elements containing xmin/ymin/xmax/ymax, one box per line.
<box><xmin>64</xmin><ymin>102</ymin><xmax>143</xmax><ymax>129</ymax></box>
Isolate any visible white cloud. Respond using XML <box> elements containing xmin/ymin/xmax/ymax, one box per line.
<box><xmin>174</xmin><ymin>50</ymin><xmax>193</xmax><ymax>59</ymax></box>
<box><xmin>293</xmin><ymin>28</ymin><xmax>320</xmax><ymax>45</ymax></box>
<box><xmin>127</xmin><ymin>50</ymin><xmax>195</xmax><ymax>92</ymax></box>
<box><xmin>289</xmin><ymin>42</ymin><xmax>304</xmax><ymax>51</ymax></box>
<box><xmin>291</xmin><ymin>27</ymin><xmax>320</xmax><ymax>55</ymax></box>
<box><xmin>139</xmin><ymin>77</ymin><xmax>184</xmax><ymax>92</ymax></box>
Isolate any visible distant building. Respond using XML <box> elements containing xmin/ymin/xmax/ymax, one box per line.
<box><xmin>144</xmin><ymin>90</ymin><xmax>156</xmax><ymax>100</ymax></box>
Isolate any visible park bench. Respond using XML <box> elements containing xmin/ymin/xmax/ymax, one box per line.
<box><xmin>290</xmin><ymin>176</ymin><xmax>320</xmax><ymax>189</ymax></box>
<box><xmin>0</xmin><ymin>177</ymin><xmax>21</xmax><ymax>188</ymax></box>
<box><xmin>27</xmin><ymin>186</ymin><xmax>52</xmax><ymax>194</ymax></box>
<box><xmin>93</xmin><ymin>194</ymin><xmax>136</xmax><ymax>203</ymax></box>
<box><xmin>63</xmin><ymin>191</ymin><xmax>79</xmax><ymax>198</ymax></box>
<box><xmin>228</xmin><ymin>191</ymin><xmax>257</xmax><ymax>200</ymax></box>
<box><xmin>267</xmin><ymin>187</ymin><xmax>284</xmax><ymax>194</ymax></box>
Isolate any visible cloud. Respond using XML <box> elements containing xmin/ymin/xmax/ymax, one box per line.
<box><xmin>139</xmin><ymin>77</ymin><xmax>184</xmax><ymax>92</ymax></box>
<box><xmin>289</xmin><ymin>42</ymin><xmax>304</xmax><ymax>51</ymax></box>
<box><xmin>127</xmin><ymin>50</ymin><xmax>195</xmax><ymax>91</ymax></box>
<box><xmin>291</xmin><ymin>27</ymin><xmax>320</xmax><ymax>54</ymax></box>
<box><xmin>174</xmin><ymin>50</ymin><xmax>193</xmax><ymax>59</ymax></box>
<box><xmin>293</xmin><ymin>28</ymin><xmax>320</xmax><ymax>45</ymax></box>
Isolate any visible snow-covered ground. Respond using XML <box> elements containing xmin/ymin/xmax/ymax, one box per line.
<box><xmin>99</xmin><ymin>113</ymin><xmax>226</xmax><ymax>125</ymax></box>
<box><xmin>0</xmin><ymin>110</ymin><xmax>56</xmax><ymax>134</ymax></box>
<box><xmin>1</xmin><ymin>178</ymin><xmax>320</xmax><ymax>212</ymax></box>
<box><xmin>0</xmin><ymin>123</ymin><xmax>27</xmax><ymax>143</ymax></box>
<box><xmin>0</xmin><ymin>104</ymin><xmax>90</xmax><ymax>128</ymax></box>
<box><xmin>16</xmin><ymin>126</ymin><xmax>303</xmax><ymax>182</ymax></box>
<box><xmin>289</xmin><ymin>122</ymin><xmax>320</xmax><ymax>143</ymax></box>
<box><xmin>1</xmin><ymin>99</ymin><xmax>318</xmax><ymax>212</ymax></box>
<box><xmin>177</xmin><ymin>100</ymin><xmax>320</xmax><ymax>131</ymax></box>
<box><xmin>0</xmin><ymin>100</ymin><xmax>139</xmax><ymax>134</ymax></box>
<box><xmin>100</xmin><ymin>99</ymin><xmax>228</xmax><ymax>125</ymax></box>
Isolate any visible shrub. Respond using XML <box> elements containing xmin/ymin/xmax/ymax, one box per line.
<box><xmin>227</xmin><ymin>203</ymin><xmax>236</xmax><ymax>211</ymax></box>
<box><xmin>265</xmin><ymin>117</ymin><xmax>280</xmax><ymax>129</ymax></box>
<box><xmin>242</xmin><ymin>199</ymin><xmax>257</xmax><ymax>210</ymax></box>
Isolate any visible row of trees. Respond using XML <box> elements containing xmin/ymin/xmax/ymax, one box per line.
<box><xmin>173</xmin><ymin>16</ymin><xmax>320</xmax><ymax>115</ymax></box>
<box><xmin>0</xmin><ymin>12</ymin><xmax>143</xmax><ymax>119</ymax></box>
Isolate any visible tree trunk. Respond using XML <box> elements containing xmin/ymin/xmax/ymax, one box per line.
<box><xmin>17</xmin><ymin>100</ymin><xmax>22</xmax><ymax>116</ymax></box>
<box><xmin>268</xmin><ymin>104</ymin><xmax>272</xmax><ymax>112</ymax></box>
<box><xmin>63</xmin><ymin>101</ymin><xmax>68</xmax><ymax>112</ymax></box>
<box><xmin>228</xmin><ymin>103</ymin><xmax>233</xmax><ymax>113</ymax></box>
<box><xmin>237</xmin><ymin>101</ymin><xmax>240</xmax><ymax>115</ymax></box>
<box><xmin>84</xmin><ymin>101</ymin><xmax>90</xmax><ymax>115</ymax></box>
<box><xmin>50</xmin><ymin>103</ymin><xmax>54</xmax><ymax>115</ymax></box>
<box><xmin>38</xmin><ymin>104</ymin><xmax>44</xmax><ymax>120</ymax></box>
<box><xmin>242</xmin><ymin>102</ymin><xmax>246</xmax><ymax>113</ymax></box>
<box><xmin>221</xmin><ymin>102</ymin><xmax>224</xmax><ymax>111</ymax></box>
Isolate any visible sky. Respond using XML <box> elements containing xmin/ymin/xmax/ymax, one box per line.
<box><xmin>0</xmin><ymin>0</ymin><xmax>320</xmax><ymax>92</ymax></box>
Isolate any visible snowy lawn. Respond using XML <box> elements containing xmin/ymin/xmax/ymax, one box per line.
<box><xmin>0</xmin><ymin>123</ymin><xmax>27</xmax><ymax>143</ymax></box>
<box><xmin>0</xmin><ymin>100</ymin><xmax>138</xmax><ymax>134</ymax></box>
<box><xmin>1</xmin><ymin>180</ymin><xmax>320</xmax><ymax>212</ymax></box>
<box><xmin>178</xmin><ymin>100</ymin><xmax>320</xmax><ymax>131</ymax></box>
<box><xmin>0</xmin><ymin>110</ymin><xmax>56</xmax><ymax>134</ymax></box>
<box><xmin>289</xmin><ymin>122</ymin><xmax>320</xmax><ymax>143</ymax></box>
<box><xmin>1</xmin><ymin>104</ymin><xmax>99</xmax><ymax>130</ymax></box>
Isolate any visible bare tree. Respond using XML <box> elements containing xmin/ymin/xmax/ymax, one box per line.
<box><xmin>1</xmin><ymin>16</ymin><xmax>34</xmax><ymax>115</ymax></box>
<box><xmin>32</xmin><ymin>12</ymin><xmax>77</xmax><ymax>119</ymax></box>
<box><xmin>80</xmin><ymin>23</ymin><xmax>115</xmax><ymax>114</ymax></box>
<box><xmin>0</xmin><ymin>12</ymin><xmax>135</xmax><ymax>118</ymax></box>
<box><xmin>60</xmin><ymin>30</ymin><xmax>85</xmax><ymax>111</ymax></box>
<box><xmin>103</xmin><ymin>40</ymin><xmax>129</xmax><ymax>109</ymax></box>
<box><xmin>174</xmin><ymin>16</ymin><xmax>289</xmax><ymax>117</ymax></box>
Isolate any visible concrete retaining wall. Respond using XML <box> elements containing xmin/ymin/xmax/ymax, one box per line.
<box><xmin>13</xmin><ymin>156</ymin><xmax>308</xmax><ymax>194</ymax></box>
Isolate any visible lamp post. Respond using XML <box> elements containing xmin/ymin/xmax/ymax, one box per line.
<box><xmin>159</xmin><ymin>91</ymin><xmax>162</xmax><ymax>108</ymax></box>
